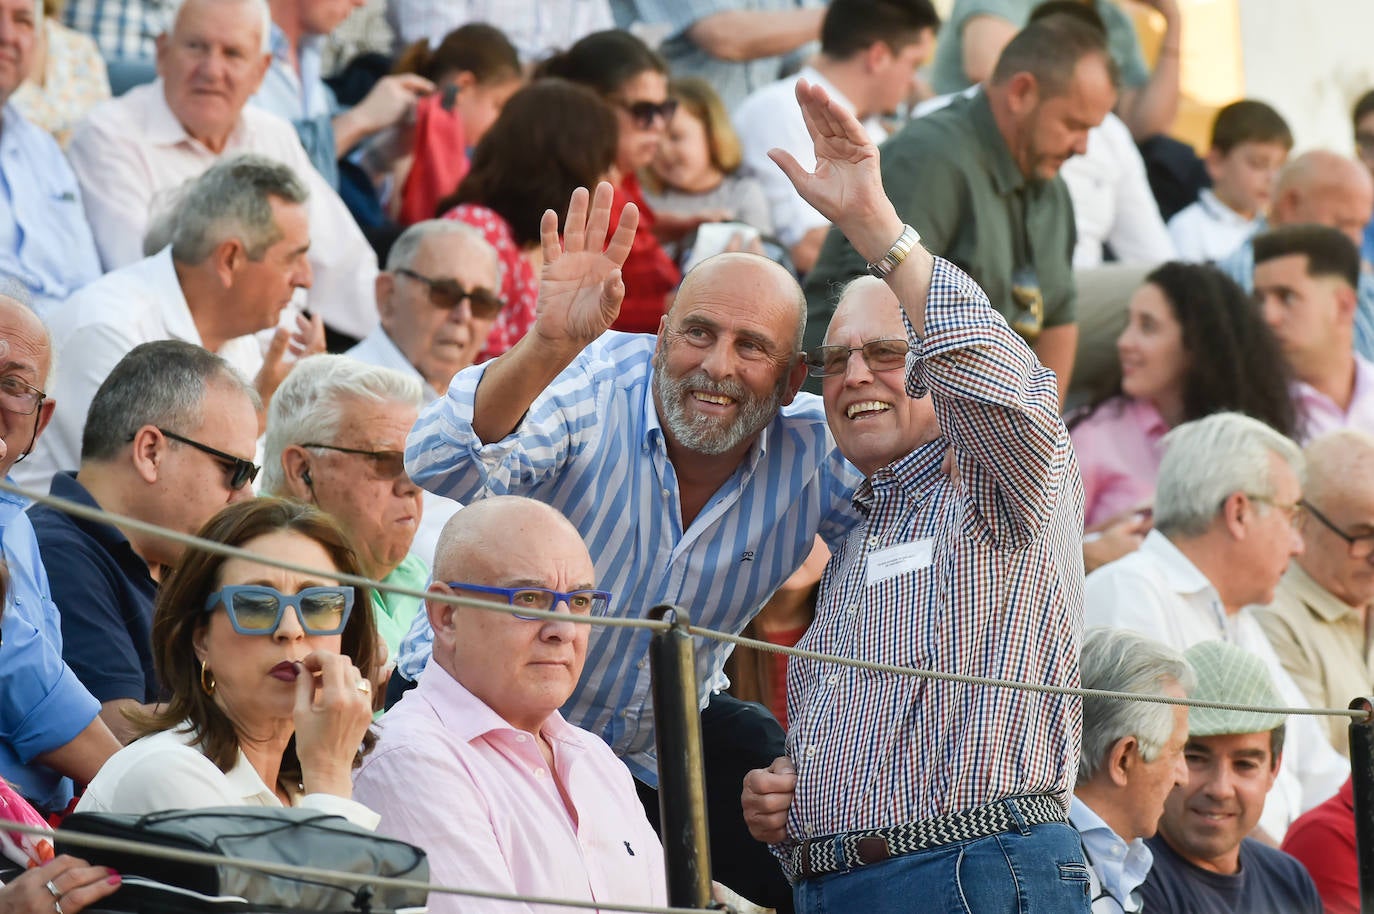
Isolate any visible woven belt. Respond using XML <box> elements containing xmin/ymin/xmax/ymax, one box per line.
<box><xmin>785</xmin><ymin>794</ymin><xmax>1067</xmax><ymax>882</ymax></box>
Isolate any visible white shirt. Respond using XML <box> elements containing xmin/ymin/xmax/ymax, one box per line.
<box><xmin>65</xmin><ymin>80</ymin><xmax>379</xmax><ymax>339</ymax></box>
<box><xmin>385</xmin><ymin>0</ymin><xmax>613</xmax><ymax>63</ymax></box>
<box><xmin>1059</xmin><ymin>112</ymin><xmax>1175</xmax><ymax>269</ymax></box>
<box><xmin>344</xmin><ymin>328</ymin><xmax>462</xmax><ymax>567</ymax></box>
<box><xmin>1070</xmin><ymin>796</ymin><xmax>1150</xmax><ymax>914</ymax></box>
<box><xmin>1167</xmin><ymin>189</ymin><xmax>1263</xmax><ymax>264</ymax></box>
<box><xmin>16</xmin><ymin>247</ymin><xmax>264</xmax><ymax>496</ymax></box>
<box><xmin>733</xmin><ymin>66</ymin><xmax>887</xmax><ymax>248</ymax></box>
<box><xmin>75</xmin><ymin>724</ymin><xmax>379</xmax><ymax>829</ymax></box>
<box><xmin>1084</xmin><ymin>531</ymin><xmax>1349</xmax><ymax>840</ymax></box>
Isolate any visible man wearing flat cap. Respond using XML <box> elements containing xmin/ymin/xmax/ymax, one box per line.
<box><xmin>1141</xmin><ymin>640</ymin><xmax>1321</xmax><ymax>913</ymax></box>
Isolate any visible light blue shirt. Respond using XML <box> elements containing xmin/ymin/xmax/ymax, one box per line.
<box><xmin>1216</xmin><ymin>232</ymin><xmax>1374</xmax><ymax>363</ymax></box>
<box><xmin>401</xmin><ymin>331</ymin><xmax>862</xmax><ymax>783</ymax></box>
<box><xmin>0</xmin><ymin>483</ymin><xmax>102</xmax><ymax>813</ymax></box>
<box><xmin>1070</xmin><ymin>796</ymin><xmax>1152</xmax><ymax>913</ymax></box>
<box><xmin>252</xmin><ymin>25</ymin><xmax>338</xmax><ymax>187</ymax></box>
<box><xmin>0</xmin><ymin>105</ymin><xmax>102</xmax><ymax>315</ymax></box>
<box><xmin>609</xmin><ymin>0</ymin><xmax>824</xmax><ymax>112</ymax></box>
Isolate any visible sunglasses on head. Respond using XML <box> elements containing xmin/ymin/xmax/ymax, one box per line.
<box><xmin>617</xmin><ymin>97</ymin><xmax>678</xmax><ymax>129</ymax></box>
<box><xmin>206</xmin><ymin>584</ymin><xmax>354</xmax><ymax>636</ymax></box>
<box><xmin>804</xmin><ymin>339</ymin><xmax>911</xmax><ymax>378</ymax></box>
<box><xmin>395</xmin><ymin>268</ymin><xmax>503</xmax><ymax>318</ymax></box>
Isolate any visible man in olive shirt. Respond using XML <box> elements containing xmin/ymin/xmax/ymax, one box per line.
<box><xmin>802</xmin><ymin>14</ymin><xmax>1116</xmax><ymax>398</ymax></box>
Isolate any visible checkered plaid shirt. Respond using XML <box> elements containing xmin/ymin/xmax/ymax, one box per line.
<box><xmin>62</xmin><ymin>0</ymin><xmax>174</xmax><ymax>62</ymax></box>
<box><xmin>784</xmin><ymin>257</ymin><xmax>1085</xmax><ymax>841</ymax></box>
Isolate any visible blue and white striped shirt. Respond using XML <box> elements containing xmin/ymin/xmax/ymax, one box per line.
<box><xmin>402</xmin><ymin>331</ymin><xmax>863</xmax><ymax>783</ymax></box>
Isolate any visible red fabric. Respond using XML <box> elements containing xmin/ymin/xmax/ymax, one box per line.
<box><xmin>760</xmin><ymin>624</ymin><xmax>809</xmax><ymax>730</ymax></box>
<box><xmin>399</xmin><ymin>93</ymin><xmax>469</xmax><ymax>226</ymax></box>
<box><xmin>610</xmin><ymin>173</ymin><xmax>680</xmax><ymax>334</ymax></box>
<box><xmin>1282</xmin><ymin>777</ymin><xmax>1357</xmax><ymax>914</ymax></box>
<box><xmin>441</xmin><ymin>203</ymin><xmax>537</xmax><ymax>361</ymax></box>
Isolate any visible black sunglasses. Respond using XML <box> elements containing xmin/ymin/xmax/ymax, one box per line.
<box><xmin>616</xmin><ymin>97</ymin><xmax>678</xmax><ymax>129</ymax></box>
<box><xmin>396</xmin><ymin>268</ymin><xmax>504</xmax><ymax>318</ymax></box>
<box><xmin>157</xmin><ymin>428</ymin><xmax>260</xmax><ymax>490</ymax></box>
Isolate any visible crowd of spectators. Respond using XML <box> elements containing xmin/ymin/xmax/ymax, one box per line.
<box><xmin>4</xmin><ymin>0</ymin><xmax>1374</xmax><ymax>912</ymax></box>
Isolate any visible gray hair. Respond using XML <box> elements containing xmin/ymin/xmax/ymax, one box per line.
<box><xmin>386</xmin><ymin>220</ymin><xmax>503</xmax><ymax>288</ymax></box>
<box><xmin>1153</xmin><ymin>412</ymin><xmax>1303</xmax><ymax>538</ymax></box>
<box><xmin>166</xmin><ymin>154</ymin><xmax>310</xmax><ymax>265</ymax></box>
<box><xmin>167</xmin><ymin>0</ymin><xmax>271</xmax><ymax>54</ymax></box>
<box><xmin>262</xmin><ymin>354</ymin><xmax>425</xmax><ymax>494</ymax></box>
<box><xmin>81</xmin><ymin>341</ymin><xmax>259</xmax><ymax>463</ymax></box>
<box><xmin>1077</xmin><ymin>627</ymin><xmax>1195</xmax><ymax>785</ymax></box>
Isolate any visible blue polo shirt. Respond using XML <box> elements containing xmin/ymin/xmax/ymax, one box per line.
<box><xmin>30</xmin><ymin>473</ymin><xmax>160</xmax><ymax>706</ymax></box>
<box><xmin>0</xmin><ymin>481</ymin><xmax>101</xmax><ymax>813</ymax></box>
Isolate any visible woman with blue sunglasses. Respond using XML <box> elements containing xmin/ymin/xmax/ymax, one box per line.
<box><xmin>76</xmin><ymin>499</ymin><xmax>381</xmax><ymax>828</ymax></box>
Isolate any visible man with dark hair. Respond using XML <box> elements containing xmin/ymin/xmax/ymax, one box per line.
<box><xmin>1214</xmin><ymin>150</ymin><xmax>1374</xmax><ymax>360</ymax></box>
<box><xmin>1169</xmin><ymin>99</ymin><xmax>1293</xmax><ymax>262</ymax></box>
<box><xmin>734</xmin><ymin>0</ymin><xmax>940</xmax><ymax>272</ymax></box>
<box><xmin>804</xmin><ymin>13</ymin><xmax>1117</xmax><ymax>399</ymax></box>
<box><xmin>1253</xmin><ymin>223</ymin><xmax>1374</xmax><ymax>439</ymax></box>
<box><xmin>29</xmin><ymin>341</ymin><xmax>260</xmax><ymax>744</ymax></box>
<box><xmin>18</xmin><ymin>153</ymin><xmax>323</xmax><ymax>496</ymax></box>
<box><xmin>928</xmin><ymin>0</ymin><xmax>1178</xmax><ymax>141</ymax></box>
<box><xmin>1141</xmin><ymin>640</ymin><xmax>1322</xmax><ymax>914</ymax></box>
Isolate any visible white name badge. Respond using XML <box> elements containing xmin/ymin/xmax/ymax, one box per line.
<box><xmin>865</xmin><ymin>539</ymin><xmax>934</xmax><ymax>585</ymax></box>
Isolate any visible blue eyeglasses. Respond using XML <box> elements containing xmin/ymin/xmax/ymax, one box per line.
<box><xmin>206</xmin><ymin>585</ymin><xmax>354</xmax><ymax>635</ymax></box>
<box><xmin>446</xmin><ymin>582</ymin><xmax>612</xmax><ymax>620</ymax></box>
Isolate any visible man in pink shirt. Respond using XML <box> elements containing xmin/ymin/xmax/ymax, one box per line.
<box><xmin>1253</xmin><ymin>224</ymin><xmax>1374</xmax><ymax>440</ymax></box>
<box><xmin>352</xmin><ymin>496</ymin><xmax>666</xmax><ymax>914</ymax></box>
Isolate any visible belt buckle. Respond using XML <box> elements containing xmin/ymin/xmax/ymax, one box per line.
<box><xmin>855</xmin><ymin>835</ymin><xmax>890</xmax><ymax>866</ymax></box>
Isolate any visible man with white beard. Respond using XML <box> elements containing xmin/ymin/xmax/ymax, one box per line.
<box><xmin>395</xmin><ymin>183</ymin><xmax>862</xmax><ymax>911</ymax></box>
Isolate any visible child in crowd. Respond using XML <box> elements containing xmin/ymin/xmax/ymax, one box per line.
<box><xmin>1168</xmin><ymin>99</ymin><xmax>1293</xmax><ymax>262</ymax></box>
<box><xmin>642</xmin><ymin>77</ymin><xmax>774</xmax><ymax>266</ymax></box>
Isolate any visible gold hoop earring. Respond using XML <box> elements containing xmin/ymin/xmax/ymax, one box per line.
<box><xmin>200</xmin><ymin>660</ymin><xmax>216</xmax><ymax>696</ymax></box>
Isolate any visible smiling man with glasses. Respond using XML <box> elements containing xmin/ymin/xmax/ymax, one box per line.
<box><xmin>354</xmin><ymin>496</ymin><xmax>667</xmax><ymax>914</ymax></box>
<box><xmin>1255</xmin><ymin>429</ymin><xmax>1374</xmax><ymax>758</ymax></box>
<box><xmin>349</xmin><ymin>220</ymin><xmax>504</xmax><ymax>402</ymax></box>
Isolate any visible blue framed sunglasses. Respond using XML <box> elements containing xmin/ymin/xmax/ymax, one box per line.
<box><xmin>205</xmin><ymin>585</ymin><xmax>354</xmax><ymax>636</ymax></box>
<box><xmin>446</xmin><ymin>582</ymin><xmax>612</xmax><ymax>620</ymax></box>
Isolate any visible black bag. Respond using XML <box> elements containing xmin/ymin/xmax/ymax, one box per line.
<box><xmin>56</xmin><ymin>807</ymin><xmax>428</xmax><ymax>913</ymax></box>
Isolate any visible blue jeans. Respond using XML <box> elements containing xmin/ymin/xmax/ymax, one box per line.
<box><xmin>794</xmin><ymin>821</ymin><xmax>1091</xmax><ymax>914</ymax></box>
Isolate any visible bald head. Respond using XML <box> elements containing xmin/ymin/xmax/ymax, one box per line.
<box><xmin>433</xmin><ymin>496</ymin><xmax>588</xmax><ymax>582</ymax></box>
<box><xmin>0</xmin><ymin>295</ymin><xmax>55</xmax><ymax>475</ymax></box>
<box><xmin>1272</xmin><ymin>150</ymin><xmax>1374</xmax><ymax>246</ymax></box>
<box><xmin>1303</xmin><ymin>429</ymin><xmax>1374</xmax><ymax>506</ymax></box>
<box><xmin>675</xmin><ymin>253</ymin><xmax>806</xmax><ymax>353</ymax></box>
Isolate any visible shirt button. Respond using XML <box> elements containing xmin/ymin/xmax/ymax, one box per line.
<box><xmin>867</xmin><ymin>535</ymin><xmax>880</xmax><ymax>548</ymax></box>
<box><xmin>827</xmin><ymin>675</ymin><xmax>838</xmax><ymax>685</ymax></box>
<box><xmin>662</xmin><ymin>488</ymin><xmax>670</xmax><ymax>498</ymax></box>
<box><xmin>804</xmin><ymin>746</ymin><xmax>817</xmax><ymax>759</ymax></box>
<box><xmin>534</xmin><ymin>768</ymin><xmax>546</xmax><ymax>778</ymax></box>
<box><xmin>515</xmin><ymin>733</ymin><xmax>528</xmax><ymax>742</ymax></box>
<box><xmin>847</xmin><ymin>604</ymin><xmax>858</xmax><ymax>615</ymax></box>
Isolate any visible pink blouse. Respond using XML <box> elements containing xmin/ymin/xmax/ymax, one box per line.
<box><xmin>1070</xmin><ymin>396</ymin><xmax>1170</xmax><ymax>529</ymax></box>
